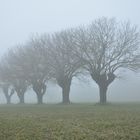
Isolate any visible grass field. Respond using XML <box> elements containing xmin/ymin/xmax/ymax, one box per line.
<box><xmin>0</xmin><ymin>103</ymin><xmax>140</xmax><ymax>140</ymax></box>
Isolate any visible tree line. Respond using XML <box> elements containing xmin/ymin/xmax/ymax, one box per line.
<box><xmin>0</xmin><ymin>17</ymin><xmax>140</xmax><ymax>104</ymax></box>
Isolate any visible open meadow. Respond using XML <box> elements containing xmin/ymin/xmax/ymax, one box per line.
<box><xmin>0</xmin><ymin>103</ymin><xmax>140</xmax><ymax>140</ymax></box>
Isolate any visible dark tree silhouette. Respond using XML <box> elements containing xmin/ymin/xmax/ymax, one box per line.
<box><xmin>0</xmin><ymin>47</ymin><xmax>28</xmax><ymax>104</ymax></box>
<box><xmin>32</xmin><ymin>79</ymin><xmax>46</xmax><ymax>104</ymax></box>
<box><xmin>77</xmin><ymin>18</ymin><xmax>140</xmax><ymax>104</ymax></box>
<box><xmin>13</xmin><ymin>79</ymin><xmax>27</xmax><ymax>104</ymax></box>
<box><xmin>1</xmin><ymin>84</ymin><xmax>14</xmax><ymax>104</ymax></box>
<box><xmin>25</xmin><ymin>39</ymin><xmax>51</xmax><ymax>104</ymax></box>
<box><xmin>42</xmin><ymin>30</ymin><xmax>84</xmax><ymax>104</ymax></box>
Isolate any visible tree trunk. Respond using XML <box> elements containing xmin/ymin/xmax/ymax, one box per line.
<box><xmin>62</xmin><ymin>84</ymin><xmax>70</xmax><ymax>104</ymax></box>
<box><xmin>32</xmin><ymin>81</ymin><xmax>46</xmax><ymax>104</ymax></box>
<box><xmin>36</xmin><ymin>93</ymin><xmax>43</xmax><ymax>104</ymax></box>
<box><xmin>17</xmin><ymin>93</ymin><xmax>25</xmax><ymax>104</ymax></box>
<box><xmin>4</xmin><ymin>93</ymin><xmax>13</xmax><ymax>104</ymax></box>
<box><xmin>57</xmin><ymin>76</ymin><xmax>72</xmax><ymax>104</ymax></box>
<box><xmin>19</xmin><ymin>95</ymin><xmax>24</xmax><ymax>104</ymax></box>
<box><xmin>91</xmin><ymin>72</ymin><xmax>115</xmax><ymax>104</ymax></box>
<box><xmin>2</xmin><ymin>86</ymin><xmax>13</xmax><ymax>104</ymax></box>
<box><xmin>5</xmin><ymin>95</ymin><xmax>11</xmax><ymax>104</ymax></box>
<box><xmin>99</xmin><ymin>85</ymin><xmax>108</xmax><ymax>104</ymax></box>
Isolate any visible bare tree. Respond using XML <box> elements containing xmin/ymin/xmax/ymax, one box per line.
<box><xmin>0</xmin><ymin>62</ymin><xmax>13</xmax><ymax>104</ymax></box>
<box><xmin>0</xmin><ymin>47</ymin><xmax>28</xmax><ymax>104</ymax></box>
<box><xmin>77</xmin><ymin>18</ymin><xmax>140</xmax><ymax>104</ymax></box>
<box><xmin>42</xmin><ymin>30</ymin><xmax>84</xmax><ymax>104</ymax></box>
<box><xmin>0</xmin><ymin>39</ymin><xmax>52</xmax><ymax>104</ymax></box>
<box><xmin>24</xmin><ymin>39</ymin><xmax>52</xmax><ymax>104</ymax></box>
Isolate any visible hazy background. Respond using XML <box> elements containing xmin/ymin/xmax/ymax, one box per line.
<box><xmin>0</xmin><ymin>0</ymin><xmax>140</xmax><ymax>103</ymax></box>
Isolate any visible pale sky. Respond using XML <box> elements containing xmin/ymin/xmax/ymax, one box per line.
<box><xmin>0</xmin><ymin>0</ymin><xmax>140</xmax><ymax>54</ymax></box>
<box><xmin>0</xmin><ymin>0</ymin><xmax>140</xmax><ymax>103</ymax></box>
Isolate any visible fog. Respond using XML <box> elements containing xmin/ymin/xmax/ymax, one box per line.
<box><xmin>0</xmin><ymin>0</ymin><xmax>140</xmax><ymax>103</ymax></box>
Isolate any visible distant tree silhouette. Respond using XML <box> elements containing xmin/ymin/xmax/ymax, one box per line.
<box><xmin>41</xmin><ymin>30</ymin><xmax>84</xmax><ymax>104</ymax></box>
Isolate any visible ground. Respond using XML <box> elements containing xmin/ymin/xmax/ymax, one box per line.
<box><xmin>0</xmin><ymin>103</ymin><xmax>140</xmax><ymax>140</ymax></box>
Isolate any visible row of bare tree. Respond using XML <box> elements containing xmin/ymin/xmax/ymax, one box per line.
<box><xmin>0</xmin><ymin>17</ymin><xmax>140</xmax><ymax>104</ymax></box>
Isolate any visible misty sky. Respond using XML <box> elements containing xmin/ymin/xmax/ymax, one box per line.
<box><xmin>0</xmin><ymin>0</ymin><xmax>140</xmax><ymax>103</ymax></box>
